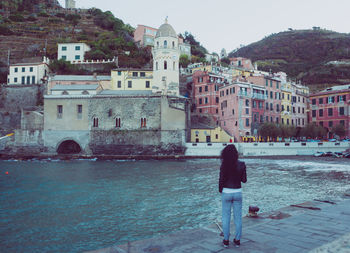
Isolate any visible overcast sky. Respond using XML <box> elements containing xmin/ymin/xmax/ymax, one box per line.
<box><xmin>57</xmin><ymin>0</ymin><xmax>350</xmax><ymax>54</ymax></box>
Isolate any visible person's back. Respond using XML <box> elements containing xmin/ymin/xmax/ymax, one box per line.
<box><xmin>218</xmin><ymin>145</ymin><xmax>247</xmax><ymax>248</ymax></box>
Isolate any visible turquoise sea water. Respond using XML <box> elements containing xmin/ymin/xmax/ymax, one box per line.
<box><xmin>0</xmin><ymin>158</ymin><xmax>349</xmax><ymax>252</ymax></box>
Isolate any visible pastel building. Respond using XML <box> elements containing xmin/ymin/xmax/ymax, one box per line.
<box><xmin>134</xmin><ymin>25</ymin><xmax>158</xmax><ymax>47</ymax></box>
<box><xmin>110</xmin><ymin>68</ymin><xmax>153</xmax><ymax>91</ymax></box>
<box><xmin>57</xmin><ymin>43</ymin><xmax>91</xmax><ymax>63</ymax></box>
<box><xmin>192</xmin><ymin>70</ymin><xmax>225</xmax><ymax>122</ymax></box>
<box><xmin>7</xmin><ymin>57</ymin><xmax>49</xmax><ymax>85</ymax></box>
<box><xmin>309</xmin><ymin>84</ymin><xmax>350</xmax><ymax>138</ymax></box>
<box><xmin>290</xmin><ymin>82</ymin><xmax>309</xmax><ymax>128</ymax></box>
<box><xmin>190</xmin><ymin>124</ymin><xmax>231</xmax><ymax>143</ymax></box>
<box><xmin>246</xmin><ymin>75</ymin><xmax>282</xmax><ymax>125</ymax></box>
<box><xmin>65</xmin><ymin>0</ymin><xmax>76</xmax><ymax>8</ymax></box>
<box><xmin>229</xmin><ymin>57</ymin><xmax>255</xmax><ymax>70</ymax></box>
<box><xmin>281</xmin><ymin>82</ymin><xmax>292</xmax><ymax>125</ymax></box>
<box><xmin>219</xmin><ymin>81</ymin><xmax>267</xmax><ymax>142</ymax></box>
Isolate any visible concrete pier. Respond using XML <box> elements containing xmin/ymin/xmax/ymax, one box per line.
<box><xmin>87</xmin><ymin>196</ymin><xmax>350</xmax><ymax>253</ymax></box>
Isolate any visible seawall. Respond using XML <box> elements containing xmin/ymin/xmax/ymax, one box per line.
<box><xmin>185</xmin><ymin>141</ymin><xmax>350</xmax><ymax>156</ymax></box>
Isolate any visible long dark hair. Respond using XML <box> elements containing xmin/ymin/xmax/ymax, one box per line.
<box><xmin>220</xmin><ymin>144</ymin><xmax>238</xmax><ymax>170</ymax></box>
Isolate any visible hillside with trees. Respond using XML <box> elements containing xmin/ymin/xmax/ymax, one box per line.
<box><xmin>0</xmin><ymin>0</ymin><xmax>152</xmax><ymax>82</ymax></box>
<box><xmin>229</xmin><ymin>28</ymin><xmax>350</xmax><ymax>89</ymax></box>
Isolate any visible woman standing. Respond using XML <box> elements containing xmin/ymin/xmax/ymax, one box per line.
<box><xmin>219</xmin><ymin>144</ymin><xmax>247</xmax><ymax>248</ymax></box>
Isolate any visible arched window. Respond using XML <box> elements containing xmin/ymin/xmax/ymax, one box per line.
<box><xmin>82</xmin><ymin>90</ymin><xmax>89</xmax><ymax>95</ymax></box>
<box><xmin>62</xmin><ymin>91</ymin><xmax>69</xmax><ymax>95</ymax></box>
<box><xmin>164</xmin><ymin>61</ymin><xmax>167</xmax><ymax>70</ymax></box>
<box><xmin>141</xmin><ymin>118</ymin><xmax>147</xmax><ymax>128</ymax></box>
<box><xmin>172</xmin><ymin>41</ymin><xmax>175</xmax><ymax>48</ymax></box>
<box><xmin>164</xmin><ymin>40</ymin><xmax>167</xmax><ymax>48</ymax></box>
<box><xmin>93</xmin><ymin>118</ymin><xmax>99</xmax><ymax>127</ymax></box>
<box><xmin>157</xmin><ymin>41</ymin><xmax>159</xmax><ymax>48</ymax></box>
<box><xmin>173</xmin><ymin>61</ymin><xmax>175</xmax><ymax>70</ymax></box>
<box><xmin>115</xmin><ymin>118</ymin><xmax>121</xmax><ymax>128</ymax></box>
<box><xmin>156</xmin><ymin>62</ymin><xmax>158</xmax><ymax>70</ymax></box>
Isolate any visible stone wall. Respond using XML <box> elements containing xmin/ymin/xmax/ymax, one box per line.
<box><xmin>89</xmin><ymin>129</ymin><xmax>186</xmax><ymax>155</ymax></box>
<box><xmin>0</xmin><ymin>84</ymin><xmax>44</xmax><ymax>110</ymax></box>
<box><xmin>0</xmin><ymin>84</ymin><xmax>45</xmax><ymax>134</ymax></box>
<box><xmin>0</xmin><ymin>111</ymin><xmax>21</xmax><ymax>135</ymax></box>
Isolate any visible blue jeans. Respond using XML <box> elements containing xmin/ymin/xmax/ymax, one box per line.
<box><xmin>221</xmin><ymin>192</ymin><xmax>242</xmax><ymax>241</ymax></box>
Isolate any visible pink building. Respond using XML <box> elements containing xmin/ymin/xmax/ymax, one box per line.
<box><xmin>219</xmin><ymin>81</ymin><xmax>267</xmax><ymax>142</ymax></box>
<box><xmin>309</xmin><ymin>85</ymin><xmax>350</xmax><ymax>138</ymax></box>
<box><xmin>134</xmin><ymin>25</ymin><xmax>158</xmax><ymax>47</ymax></box>
<box><xmin>229</xmin><ymin>57</ymin><xmax>254</xmax><ymax>70</ymax></box>
<box><xmin>192</xmin><ymin>71</ymin><xmax>225</xmax><ymax>122</ymax></box>
<box><xmin>246</xmin><ymin>75</ymin><xmax>282</xmax><ymax>125</ymax></box>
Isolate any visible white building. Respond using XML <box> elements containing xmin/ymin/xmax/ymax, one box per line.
<box><xmin>65</xmin><ymin>0</ymin><xmax>76</xmax><ymax>9</ymax></box>
<box><xmin>57</xmin><ymin>43</ymin><xmax>91</xmax><ymax>63</ymax></box>
<box><xmin>179</xmin><ymin>42</ymin><xmax>191</xmax><ymax>58</ymax></box>
<box><xmin>7</xmin><ymin>57</ymin><xmax>49</xmax><ymax>85</ymax></box>
<box><xmin>205</xmin><ymin>53</ymin><xmax>219</xmax><ymax>63</ymax></box>
<box><xmin>152</xmin><ymin>19</ymin><xmax>180</xmax><ymax>96</ymax></box>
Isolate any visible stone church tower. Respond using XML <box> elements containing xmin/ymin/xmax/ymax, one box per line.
<box><xmin>152</xmin><ymin>19</ymin><xmax>180</xmax><ymax>96</ymax></box>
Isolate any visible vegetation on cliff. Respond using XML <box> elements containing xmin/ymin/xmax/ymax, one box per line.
<box><xmin>229</xmin><ymin>28</ymin><xmax>350</xmax><ymax>86</ymax></box>
<box><xmin>0</xmin><ymin>1</ymin><xmax>153</xmax><ymax>82</ymax></box>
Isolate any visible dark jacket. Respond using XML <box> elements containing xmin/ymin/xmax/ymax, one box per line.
<box><xmin>219</xmin><ymin>160</ymin><xmax>247</xmax><ymax>193</ymax></box>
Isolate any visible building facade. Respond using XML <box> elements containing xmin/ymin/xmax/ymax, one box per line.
<box><xmin>229</xmin><ymin>57</ymin><xmax>254</xmax><ymax>70</ymax></box>
<box><xmin>65</xmin><ymin>0</ymin><xmax>76</xmax><ymax>8</ymax></box>
<box><xmin>57</xmin><ymin>43</ymin><xmax>91</xmax><ymax>63</ymax></box>
<box><xmin>134</xmin><ymin>25</ymin><xmax>158</xmax><ymax>47</ymax></box>
<box><xmin>152</xmin><ymin>20</ymin><xmax>180</xmax><ymax>95</ymax></box>
<box><xmin>110</xmin><ymin>68</ymin><xmax>153</xmax><ymax>91</ymax></box>
<box><xmin>43</xmin><ymin>91</ymin><xmax>188</xmax><ymax>155</ymax></box>
<box><xmin>281</xmin><ymin>82</ymin><xmax>292</xmax><ymax>125</ymax></box>
<box><xmin>309</xmin><ymin>85</ymin><xmax>350</xmax><ymax>138</ymax></box>
<box><xmin>246</xmin><ymin>75</ymin><xmax>282</xmax><ymax>125</ymax></box>
<box><xmin>219</xmin><ymin>81</ymin><xmax>267</xmax><ymax>142</ymax></box>
<box><xmin>192</xmin><ymin>71</ymin><xmax>225</xmax><ymax>122</ymax></box>
<box><xmin>7</xmin><ymin>57</ymin><xmax>49</xmax><ymax>85</ymax></box>
<box><xmin>190</xmin><ymin>125</ymin><xmax>231</xmax><ymax>143</ymax></box>
<box><xmin>47</xmin><ymin>74</ymin><xmax>111</xmax><ymax>94</ymax></box>
<box><xmin>290</xmin><ymin>83</ymin><xmax>309</xmax><ymax>128</ymax></box>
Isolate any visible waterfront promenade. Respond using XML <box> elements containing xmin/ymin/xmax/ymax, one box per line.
<box><xmin>88</xmin><ymin>195</ymin><xmax>350</xmax><ymax>253</ymax></box>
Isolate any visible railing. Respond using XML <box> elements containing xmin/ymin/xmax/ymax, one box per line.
<box><xmin>252</xmin><ymin>94</ymin><xmax>268</xmax><ymax>100</ymax></box>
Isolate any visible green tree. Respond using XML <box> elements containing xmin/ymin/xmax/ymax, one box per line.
<box><xmin>259</xmin><ymin>123</ymin><xmax>281</xmax><ymax>141</ymax></box>
<box><xmin>183</xmin><ymin>31</ymin><xmax>207</xmax><ymax>59</ymax></box>
<box><xmin>179</xmin><ymin>54</ymin><xmax>190</xmax><ymax>68</ymax></box>
<box><xmin>65</xmin><ymin>14</ymin><xmax>81</xmax><ymax>26</ymax></box>
<box><xmin>220</xmin><ymin>57</ymin><xmax>230</xmax><ymax>67</ymax></box>
<box><xmin>279</xmin><ymin>125</ymin><xmax>297</xmax><ymax>140</ymax></box>
<box><xmin>300</xmin><ymin>124</ymin><xmax>327</xmax><ymax>139</ymax></box>
<box><xmin>49</xmin><ymin>59</ymin><xmax>88</xmax><ymax>75</ymax></box>
<box><xmin>331</xmin><ymin>124</ymin><xmax>346</xmax><ymax>138</ymax></box>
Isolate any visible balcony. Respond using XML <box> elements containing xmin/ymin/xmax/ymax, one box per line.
<box><xmin>252</xmin><ymin>93</ymin><xmax>268</xmax><ymax>100</ymax></box>
<box><xmin>238</xmin><ymin>91</ymin><xmax>249</xmax><ymax>97</ymax></box>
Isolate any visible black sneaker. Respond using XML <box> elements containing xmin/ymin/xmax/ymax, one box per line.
<box><xmin>223</xmin><ymin>239</ymin><xmax>229</xmax><ymax>248</ymax></box>
<box><xmin>233</xmin><ymin>239</ymin><xmax>240</xmax><ymax>247</ymax></box>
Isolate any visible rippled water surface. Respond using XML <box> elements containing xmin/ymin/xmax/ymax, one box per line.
<box><xmin>0</xmin><ymin>157</ymin><xmax>349</xmax><ymax>252</ymax></box>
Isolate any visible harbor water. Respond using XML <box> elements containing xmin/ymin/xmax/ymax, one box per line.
<box><xmin>0</xmin><ymin>157</ymin><xmax>349</xmax><ymax>252</ymax></box>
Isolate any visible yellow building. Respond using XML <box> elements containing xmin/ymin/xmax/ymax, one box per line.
<box><xmin>190</xmin><ymin>64</ymin><xmax>223</xmax><ymax>74</ymax></box>
<box><xmin>191</xmin><ymin>125</ymin><xmax>232</xmax><ymax>143</ymax></box>
<box><xmin>230</xmin><ymin>67</ymin><xmax>254</xmax><ymax>79</ymax></box>
<box><xmin>111</xmin><ymin>68</ymin><xmax>153</xmax><ymax>91</ymax></box>
<box><xmin>281</xmin><ymin>82</ymin><xmax>292</xmax><ymax>125</ymax></box>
